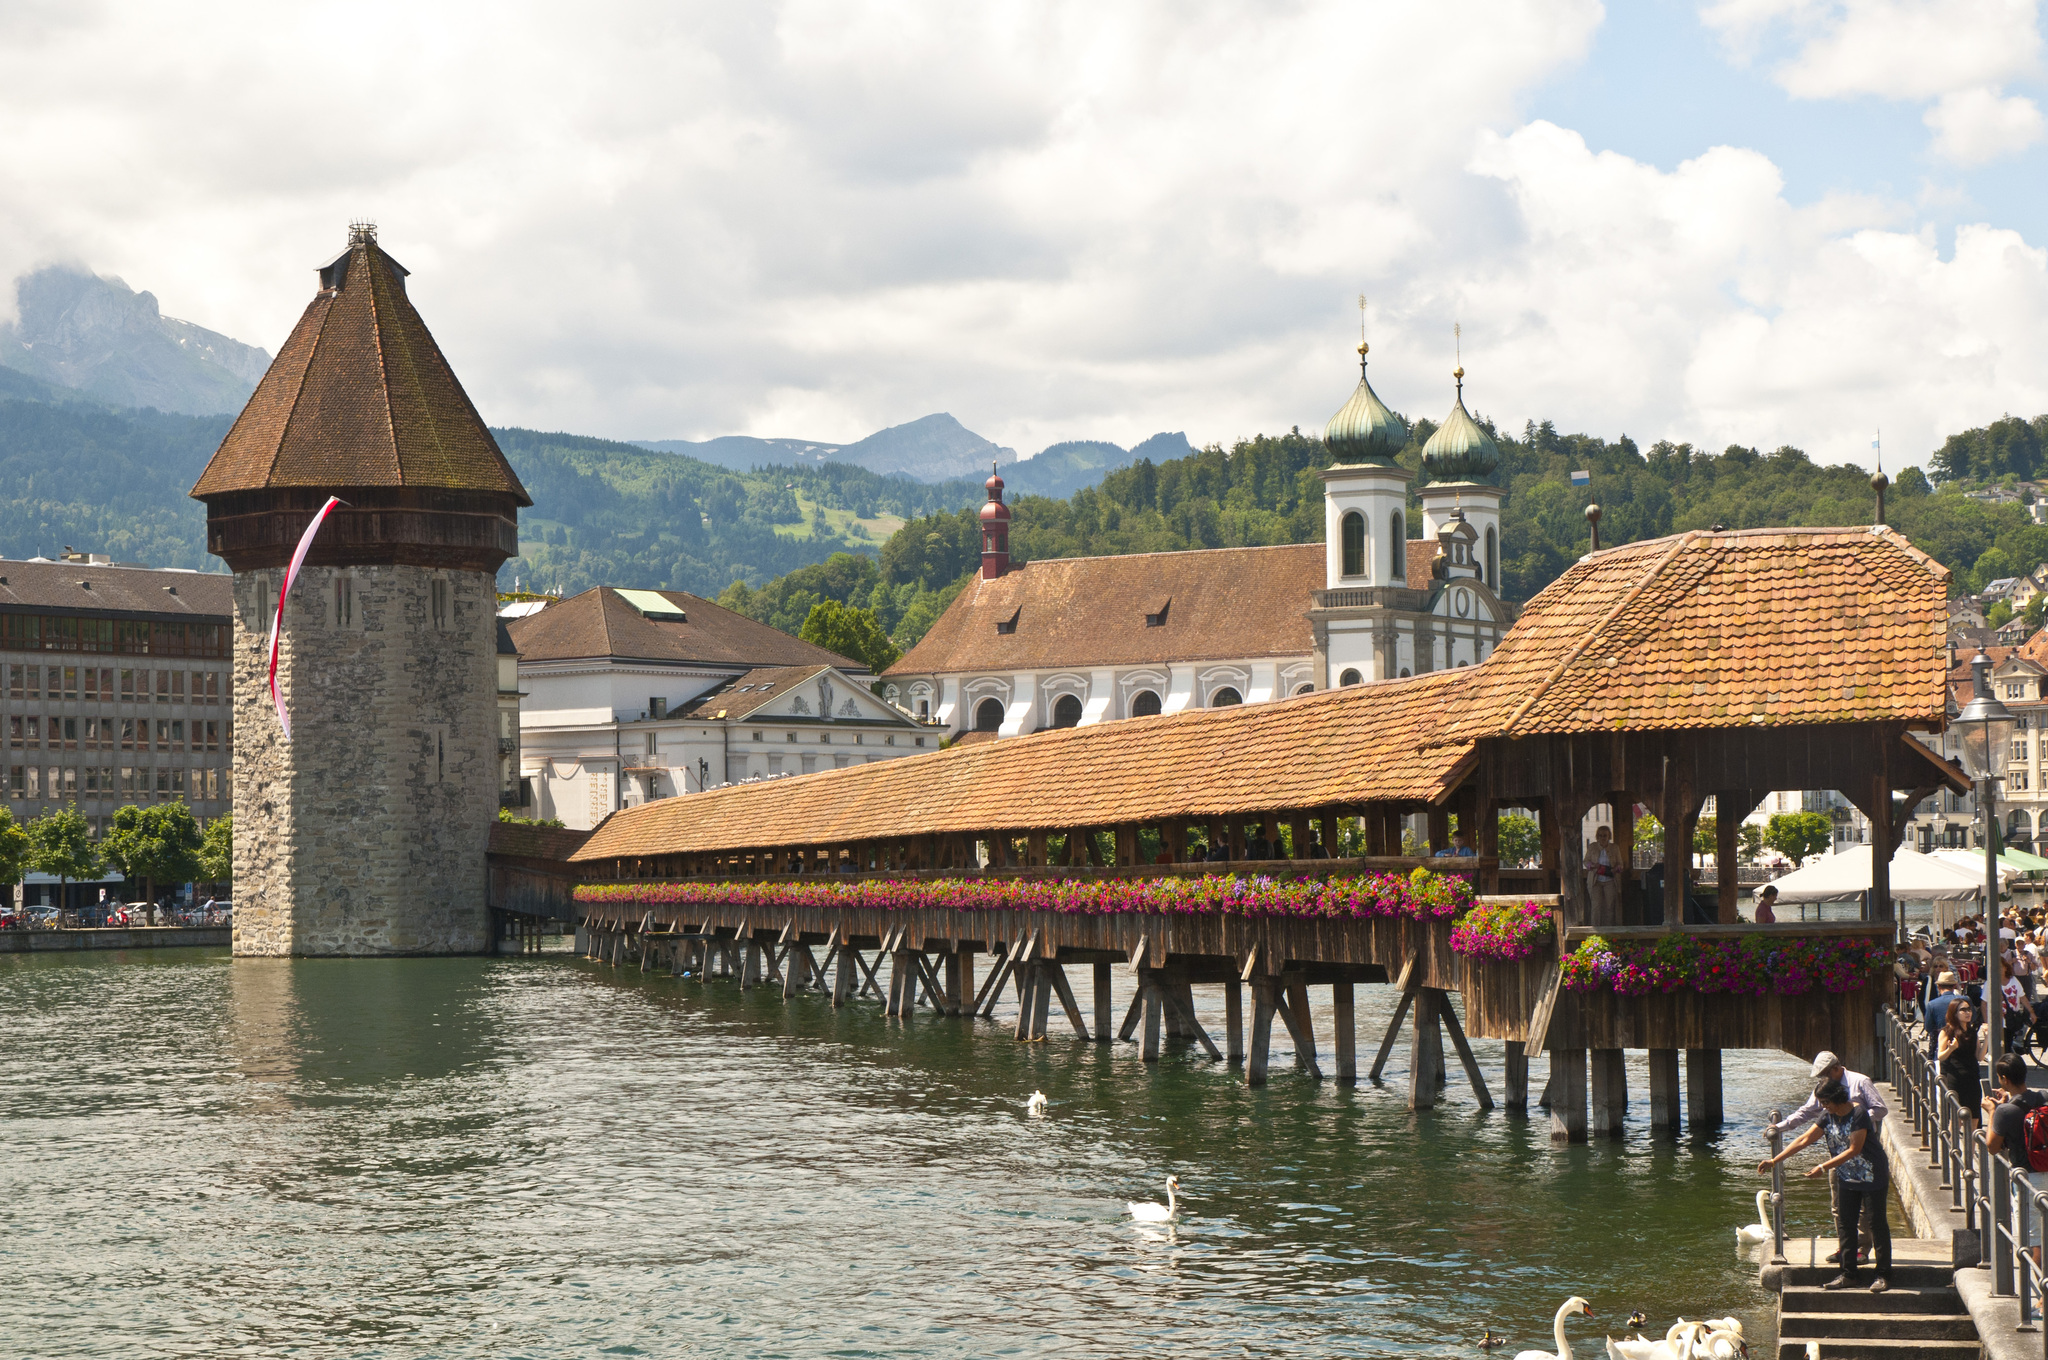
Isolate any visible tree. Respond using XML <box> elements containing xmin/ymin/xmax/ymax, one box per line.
<box><xmin>27</xmin><ymin>806</ymin><xmax>100</xmax><ymax>908</ymax></box>
<box><xmin>197</xmin><ymin>813</ymin><xmax>232</xmax><ymax>885</ymax></box>
<box><xmin>2027</xmin><ymin>594</ymin><xmax>2047</xmax><ymax>632</ymax></box>
<box><xmin>799</xmin><ymin>599</ymin><xmax>902</xmax><ymax>675</ymax></box>
<box><xmin>101</xmin><ymin>803</ymin><xmax>202</xmax><ymax>906</ymax></box>
<box><xmin>1497</xmin><ymin>811</ymin><xmax>1541</xmax><ymax>866</ymax></box>
<box><xmin>1763</xmin><ymin>811</ymin><xmax>1834</xmax><ymax>866</ymax></box>
<box><xmin>1989</xmin><ymin>600</ymin><xmax>2014</xmax><ymax>629</ymax></box>
<box><xmin>1739</xmin><ymin>822</ymin><xmax>1765</xmax><ymax>864</ymax></box>
<box><xmin>1634</xmin><ymin>813</ymin><xmax>1664</xmax><ymax>849</ymax></box>
<box><xmin>0</xmin><ymin>806</ymin><xmax>29</xmax><ymax>912</ymax></box>
<box><xmin>1691</xmin><ymin>815</ymin><xmax>1716</xmax><ymax>868</ymax></box>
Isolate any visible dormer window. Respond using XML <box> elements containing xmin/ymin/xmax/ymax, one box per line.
<box><xmin>1144</xmin><ymin>600</ymin><xmax>1170</xmax><ymax>628</ymax></box>
<box><xmin>996</xmin><ymin>608</ymin><xmax>1020</xmax><ymax>635</ymax></box>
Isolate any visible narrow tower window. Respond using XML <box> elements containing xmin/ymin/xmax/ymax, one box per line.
<box><xmin>1486</xmin><ymin>526</ymin><xmax>1498</xmax><ymax>590</ymax></box>
<box><xmin>1340</xmin><ymin>512</ymin><xmax>1365</xmax><ymax>578</ymax></box>
<box><xmin>1391</xmin><ymin>511</ymin><xmax>1405</xmax><ymax>579</ymax></box>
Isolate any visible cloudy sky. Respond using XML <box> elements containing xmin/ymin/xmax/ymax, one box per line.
<box><xmin>3</xmin><ymin>0</ymin><xmax>2044</xmax><ymax>469</ymax></box>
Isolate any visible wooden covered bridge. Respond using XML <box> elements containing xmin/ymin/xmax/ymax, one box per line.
<box><xmin>497</xmin><ymin>526</ymin><xmax>1962</xmax><ymax>1140</ymax></box>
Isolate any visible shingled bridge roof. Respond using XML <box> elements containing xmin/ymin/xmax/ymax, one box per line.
<box><xmin>572</xmin><ymin>526</ymin><xmax>1949</xmax><ymax>862</ymax></box>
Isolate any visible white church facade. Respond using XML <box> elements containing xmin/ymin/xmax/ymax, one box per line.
<box><xmin>883</xmin><ymin>346</ymin><xmax>1516</xmax><ymax>741</ymax></box>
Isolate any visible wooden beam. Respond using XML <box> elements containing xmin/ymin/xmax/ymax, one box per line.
<box><xmin>1333</xmin><ymin>981</ymin><xmax>1357</xmax><ymax>1085</ymax></box>
<box><xmin>1093</xmin><ymin>961</ymin><xmax>1113</xmax><ymax>1043</ymax></box>
<box><xmin>1247</xmin><ymin>977</ymin><xmax>1278</xmax><ymax>1086</ymax></box>
<box><xmin>1283</xmin><ymin>976</ymin><xmax>1322</xmax><ymax>1079</ymax></box>
<box><xmin>1224</xmin><ymin>977</ymin><xmax>1245</xmax><ymax>1065</ymax></box>
<box><xmin>1047</xmin><ymin>963</ymin><xmax>1091</xmax><ymax>1041</ymax></box>
<box><xmin>1437</xmin><ymin>989</ymin><xmax>1494</xmax><ymax>1110</ymax></box>
<box><xmin>1368</xmin><ymin>957</ymin><xmax>1420</xmax><ymax>1081</ymax></box>
<box><xmin>1165</xmin><ymin>984</ymin><xmax>1222</xmax><ymax>1061</ymax></box>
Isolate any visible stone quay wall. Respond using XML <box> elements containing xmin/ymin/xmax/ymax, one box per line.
<box><xmin>231</xmin><ymin>563</ymin><xmax>496</xmax><ymax>956</ymax></box>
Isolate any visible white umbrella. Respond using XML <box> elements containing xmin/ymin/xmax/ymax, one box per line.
<box><xmin>1928</xmin><ymin>848</ymin><xmax>2023</xmax><ymax>886</ymax></box>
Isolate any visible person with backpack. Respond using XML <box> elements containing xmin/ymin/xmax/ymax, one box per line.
<box><xmin>1984</xmin><ymin>1054</ymin><xmax>2048</xmax><ymax>1172</ymax></box>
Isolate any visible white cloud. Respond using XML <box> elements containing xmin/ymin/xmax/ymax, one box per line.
<box><xmin>1925</xmin><ymin>86</ymin><xmax>2048</xmax><ymax>163</ymax></box>
<box><xmin>0</xmin><ymin>0</ymin><xmax>2044</xmax><ymax>479</ymax></box>
<box><xmin>1701</xmin><ymin>0</ymin><xmax>2044</xmax><ymax>164</ymax></box>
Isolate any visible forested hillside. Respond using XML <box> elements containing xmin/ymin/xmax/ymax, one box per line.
<box><xmin>718</xmin><ymin>410</ymin><xmax>2048</xmax><ymax>653</ymax></box>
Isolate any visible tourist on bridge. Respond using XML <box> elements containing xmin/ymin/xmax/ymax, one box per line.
<box><xmin>1759</xmin><ymin>1079</ymin><xmax>1893</xmax><ymax>1293</ymax></box>
<box><xmin>1926</xmin><ymin>972</ymin><xmax>1963</xmax><ymax>1053</ymax></box>
<box><xmin>1752</xmin><ymin>884</ymin><xmax>1779</xmax><ymax>924</ymax></box>
<box><xmin>1982</xmin><ymin>1055</ymin><xmax>2046</xmax><ymax>1172</ymax></box>
<box><xmin>1767</xmin><ymin>1051</ymin><xmax>1888</xmax><ymax>1261</ymax></box>
<box><xmin>1939</xmin><ymin>998</ymin><xmax>1989</xmax><ymax>1121</ymax></box>
<box><xmin>1434</xmin><ymin>830</ymin><xmax>1476</xmax><ymax>858</ymax></box>
<box><xmin>1584</xmin><ymin>824</ymin><xmax>1620</xmax><ymax>919</ymax></box>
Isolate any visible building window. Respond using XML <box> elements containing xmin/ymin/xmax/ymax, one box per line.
<box><xmin>335</xmin><ymin>573</ymin><xmax>356</xmax><ymax>629</ymax></box>
<box><xmin>974</xmin><ymin>698</ymin><xmax>1004</xmax><ymax>732</ymax></box>
<box><xmin>1052</xmin><ymin>694</ymin><xmax>1083</xmax><ymax>728</ymax></box>
<box><xmin>914</xmin><ymin>737</ymin><xmax>926</xmax><ymax>747</ymax></box>
<box><xmin>1210</xmin><ymin>687</ymin><xmax>1243</xmax><ymax>707</ymax></box>
<box><xmin>1485</xmin><ymin>526</ymin><xmax>1498</xmax><ymax>590</ymax></box>
<box><xmin>1294</xmin><ymin>683</ymin><xmax>1315</xmax><ymax>695</ymax></box>
<box><xmin>1339</xmin><ymin>668</ymin><xmax>1363</xmax><ymax>686</ymax></box>
<box><xmin>1130</xmin><ymin>690</ymin><xmax>1162</xmax><ymax>718</ymax></box>
<box><xmin>917</xmin><ymin>699</ymin><xmax>930</xmax><ymax>719</ymax></box>
<box><xmin>1391</xmin><ymin>511</ymin><xmax>1405</xmax><ymax>579</ymax></box>
<box><xmin>1340</xmin><ymin>511</ymin><xmax>1365</xmax><ymax>577</ymax></box>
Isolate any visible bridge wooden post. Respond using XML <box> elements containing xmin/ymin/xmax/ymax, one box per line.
<box><xmin>1247</xmin><ymin>977</ymin><xmax>1278</xmax><ymax>1086</ymax></box>
<box><xmin>943</xmin><ymin>950</ymin><xmax>962</xmax><ymax>1015</ymax></box>
<box><xmin>1408</xmin><ymin>988</ymin><xmax>1443</xmax><ymax>1109</ymax></box>
<box><xmin>1093</xmin><ymin>962</ymin><xmax>1112</xmax><ymax>1042</ymax></box>
<box><xmin>1224</xmin><ymin>978</ymin><xmax>1245</xmax><ymax>1065</ymax></box>
<box><xmin>1333</xmin><ymin>981</ymin><xmax>1356</xmax><ymax>1084</ymax></box>
<box><xmin>1686</xmin><ymin>1048</ymin><xmax>1723</xmax><ymax>1130</ymax></box>
<box><xmin>1715</xmin><ymin>797</ymin><xmax>1742</xmax><ymax>923</ymax></box>
<box><xmin>1550</xmin><ymin>1048</ymin><xmax>1588</xmax><ymax>1142</ymax></box>
<box><xmin>1032</xmin><ymin>963</ymin><xmax>1053</xmax><ymax>1039</ymax></box>
<box><xmin>1648</xmin><ymin>1048</ymin><xmax>1681</xmax><ymax>1129</ymax></box>
<box><xmin>1504</xmin><ymin>1041</ymin><xmax>1529</xmax><ymax>1111</ymax></box>
<box><xmin>1589</xmin><ymin>1048</ymin><xmax>1627</xmax><ymax>1137</ymax></box>
<box><xmin>1142</xmin><ymin>983</ymin><xmax>1163</xmax><ymax>1063</ymax></box>
<box><xmin>833</xmin><ymin>941</ymin><xmax>857</xmax><ymax>1008</ymax></box>
<box><xmin>959</xmin><ymin>949</ymin><xmax>976</xmax><ymax>1017</ymax></box>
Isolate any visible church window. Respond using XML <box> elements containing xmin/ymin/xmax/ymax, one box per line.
<box><xmin>1399</xmin><ymin>668</ymin><xmax>1411</xmax><ymax>678</ymax></box>
<box><xmin>1052</xmin><ymin>694</ymin><xmax>1083</xmax><ymax>728</ymax></box>
<box><xmin>1485</xmin><ymin>526</ymin><xmax>1498</xmax><ymax>590</ymax></box>
<box><xmin>1130</xmin><ymin>690</ymin><xmax>1162</xmax><ymax>717</ymax></box>
<box><xmin>1294</xmin><ymin>683</ymin><xmax>1315</xmax><ymax>695</ymax></box>
<box><xmin>974</xmin><ymin>698</ymin><xmax>1004</xmax><ymax>732</ymax></box>
<box><xmin>1210</xmin><ymin>687</ymin><xmax>1243</xmax><ymax>707</ymax></box>
<box><xmin>1339</xmin><ymin>668</ymin><xmax>1362</xmax><ymax>686</ymax></box>
<box><xmin>1340</xmin><ymin>512</ymin><xmax>1365</xmax><ymax>577</ymax></box>
<box><xmin>1391</xmin><ymin>512</ymin><xmax>1405</xmax><ymax>578</ymax></box>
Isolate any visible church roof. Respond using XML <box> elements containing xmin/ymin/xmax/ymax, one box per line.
<box><xmin>191</xmin><ymin>226</ymin><xmax>530</xmax><ymax>504</ymax></box>
<box><xmin>884</xmin><ymin>543</ymin><xmax>1323</xmax><ymax>677</ymax></box>
<box><xmin>508</xmin><ymin>587</ymin><xmax>864</xmax><ymax>672</ymax></box>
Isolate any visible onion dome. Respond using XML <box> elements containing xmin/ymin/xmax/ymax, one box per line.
<box><xmin>1421</xmin><ymin>366</ymin><xmax>1500</xmax><ymax>483</ymax></box>
<box><xmin>1323</xmin><ymin>343</ymin><xmax>1407</xmax><ymax>464</ymax></box>
<box><xmin>978</xmin><ymin>462</ymin><xmax>1010</xmax><ymax>524</ymax></box>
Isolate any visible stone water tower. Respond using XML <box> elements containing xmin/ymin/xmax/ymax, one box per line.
<box><xmin>191</xmin><ymin>224</ymin><xmax>531</xmax><ymax>956</ymax></box>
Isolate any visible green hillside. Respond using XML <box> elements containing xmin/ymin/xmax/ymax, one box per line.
<box><xmin>719</xmin><ymin>411</ymin><xmax>2047</xmax><ymax>652</ymax></box>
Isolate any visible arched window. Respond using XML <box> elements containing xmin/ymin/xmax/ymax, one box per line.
<box><xmin>1486</xmin><ymin>526</ymin><xmax>1498</xmax><ymax>590</ymax></box>
<box><xmin>1052</xmin><ymin>694</ymin><xmax>1083</xmax><ymax>728</ymax></box>
<box><xmin>974</xmin><ymin>698</ymin><xmax>1004</xmax><ymax>732</ymax></box>
<box><xmin>1391</xmin><ymin>511</ymin><xmax>1405</xmax><ymax>579</ymax></box>
<box><xmin>1210</xmin><ymin>687</ymin><xmax>1243</xmax><ymax>707</ymax></box>
<box><xmin>1340</xmin><ymin>511</ymin><xmax>1365</xmax><ymax>577</ymax></box>
<box><xmin>918</xmin><ymin>698</ymin><xmax>930</xmax><ymax>719</ymax></box>
<box><xmin>1339</xmin><ymin>668</ymin><xmax>1362</xmax><ymax>686</ymax></box>
<box><xmin>1130</xmin><ymin>690</ymin><xmax>1162</xmax><ymax>717</ymax></box>
<box><xmin>1293</xmin><ymin>683</ymin><xmax>1316</xmax><ymax>695</ymax></box>
<box><xmin>1398</xmin><ymin>667</ymin><xmax>1411</xmax><ymax>678</ymax></box>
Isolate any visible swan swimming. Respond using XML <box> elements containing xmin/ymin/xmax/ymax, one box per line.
<box><xmin>1516</xmin><ymin>1296</ymin><xmax>1593</xmax><ymax>1360</ymax></box>
<box><xmin>1736</xmin><ymin>1191</ymin><xmax>1773</xmax><ymax>1246</ymax></box>
<box><xmin>1026</xmin><ymin>1090</ymin><xmax>1047</xmax><ymax>1117</ymax></box>
<box><xmin>1127</xmin><ymin>1174</ymin><xmax>1180</xmax><ymax>1222</ymax></box>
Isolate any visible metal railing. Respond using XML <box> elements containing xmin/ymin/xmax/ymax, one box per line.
<box><xmin>1880</xmin><ymin>1006</ymin><xmax>2048</xmax><ymax>1346</ymax></box>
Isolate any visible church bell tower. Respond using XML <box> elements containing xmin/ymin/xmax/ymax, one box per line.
<box><xmin>191</xmin><ymin>224</ymin><xmax>532</xmax><ymax>956</ymax></box>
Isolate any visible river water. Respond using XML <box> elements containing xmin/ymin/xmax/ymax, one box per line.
<box><xmin>0</xmin><ymin>947</ymin><xmax>1898</xmax><ymax>1358</ymax></box>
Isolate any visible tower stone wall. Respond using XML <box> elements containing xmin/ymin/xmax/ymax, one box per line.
<box><xmin>230</xmin><ymin>563</ymin><xmax>498</xmax><ymax>956</ymax></box>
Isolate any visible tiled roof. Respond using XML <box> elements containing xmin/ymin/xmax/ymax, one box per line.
<box><xmin>1406</xmin><ymin>540</ymin><xmax>1438</xmax><ymax>587</ymax></box>
<box><xmin>673</xmin><ymin>665</ymin><xmax>834</xmax><ymax>721</ymax></box>
<box><xmin>572</xmin><ymin>668</ymin><xmax>1474</xmax><ymax>860</ymax></box>
<box><xmin>1427</xmin><ymin>526</ymin><xmax>1948</xmax><ymax>744</ymax></box>
<box><xmin>571</xmin><ymin>525</ymin><xmax>1950</xmax><ymax>863</ymax></box>
<box><xmin>0</xmin><ymin>560</ymin><xmax>231</xmax><ymax>619</ymax></box>
<box><xmin>884</xmin><ymin>543</ymin><xmax>1322</xmax><ymax>677</ymax></box>
<box><xmin>509</xmin><ymin>587</ymin><xmax>865</xmax><ymax>672</ymax></box>
<box><xmin>192</xmin><ymin>233</ymin><xmax>530</xmax><ymax>503</ymax></box>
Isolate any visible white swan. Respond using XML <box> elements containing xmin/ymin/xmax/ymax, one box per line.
<box><xmin>1516</xmin><ymin>1296</ymin><xmax>1593</xmax><ymax>1360</ymax></box>
<box><xmin>1026</xmin><ymin>1090</ymin><xmax>1047</xmax><ymax>1117</ymax></box>
<box><xmin>1693</xmin><ymin>1329</ymin><xmax>1746</xmax><ymax>1360</ymax></box>
<box><xmin>1127</xmin><ymin>1174</ymin><xmax>1180</xmax><ymax>1222</ymax></box>
<box><xmin>1607</xmin><ymin>1327</ymin><xmax>1696</xmax><ymax>1360</ymax></box>
<box><xmin>1736</xmin><ymin>1191</ymin><xmax>1772</xmax><ymax>1245</ymax></box>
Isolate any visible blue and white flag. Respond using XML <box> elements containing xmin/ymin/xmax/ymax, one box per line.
<box><xmin>1570</xmin><ymin>469</ymin><xmax>1591</xmax><ymax>486</ymax></box>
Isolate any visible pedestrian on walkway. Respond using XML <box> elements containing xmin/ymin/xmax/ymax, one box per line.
<box><xmin>1983</xmin><ymin>1054</ymin><xmax>2045</xmax><ymax>1168</ymax></box>
<box><xmin>1939</xmin><ymin>998</ymin><xmax>1989</xmax><ymax>1120</ymax></box>
<box><xmin>1753</xmin><ymin>884</ymin><xmax>1779</xmax><ymax>924</ymax></box>
<box><xmin>1584</xmin><ymin>825</ymin><xmax>1621</xmax><ymax>920</ymax></box>
<box><xmin>1759</xmin><ymin>1079</ymin><xmax>1892</xmax><ymax>1294</ymax></box>
<box><xmin>1767</xmin><ymin>1051</ymin><xmax>1888</xmax><ymax>1259</ymax></box>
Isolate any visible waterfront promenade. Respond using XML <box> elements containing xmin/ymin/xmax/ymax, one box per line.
<box><xmin>0</xmin><ymin>925</ymin><xmax>229</xmax><ymax>952</ymax></box>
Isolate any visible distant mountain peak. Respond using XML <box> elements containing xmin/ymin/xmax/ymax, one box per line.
<box><xmin>0</xmin><ymin>265</ymin><xmax>271</xmax><ymax>415</ymax></box>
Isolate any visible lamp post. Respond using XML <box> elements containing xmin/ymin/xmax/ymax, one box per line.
<box><xmin>1955</xmin><ymin>652</ymin><xmax>2021</xmax><ymax>1063</ymax></box>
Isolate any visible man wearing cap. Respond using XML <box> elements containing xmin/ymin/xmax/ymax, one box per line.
<box><xmin>1927</xmin><ymin>972</ymin><xmax>1963</xmax><ymax>1058</ymax></box>
<box><xmin>1769</xmin><ymin>1051</ymin><xmax>1889</xmax><ymax>1260</ymax></box>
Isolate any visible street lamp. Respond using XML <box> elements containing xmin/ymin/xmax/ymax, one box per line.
<box><xmin>1955</xmin><ymin>652</ymin><xmax>2021</xmax><ymax>1063</ymax></box>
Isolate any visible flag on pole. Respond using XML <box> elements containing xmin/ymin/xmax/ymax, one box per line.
<box><xmin>268</xmin><ymin>495</ymin><xmax>345</xmax><ymax>739</ymax></box>
<box><xmin>1570</xmin><ymin>469</ymin><xmax>1591</xmax><ymax>486</ymax></box>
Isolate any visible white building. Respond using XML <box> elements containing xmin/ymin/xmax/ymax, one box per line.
<box><xmin>882</xmin><ymin>347</ymin><xmax>1515</xmax><ymax>739</ymax></box>
<box><xmin>508</xmin><ymin>586</ymin><xmax>930</xmax><ymax>829</ymax></box>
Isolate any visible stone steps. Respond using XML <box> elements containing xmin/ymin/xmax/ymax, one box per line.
<box><xmin>1771</xmin><ymin>1238</ymin><xmax>1978</xmax><ymax>1360</ymax></box>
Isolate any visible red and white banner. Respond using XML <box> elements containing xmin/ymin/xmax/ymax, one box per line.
<box><xmin>268</xmin><ymin>496</ymin><xmax>345</xmax><ymax>739</ymax></box>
